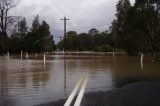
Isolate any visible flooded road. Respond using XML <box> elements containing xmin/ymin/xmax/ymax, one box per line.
<box><xmin>0</xmin><ymin>55</ymin><xmax>160</xmax><ymax>106</ymax></box>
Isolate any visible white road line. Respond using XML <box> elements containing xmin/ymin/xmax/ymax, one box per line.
<box><xmin>74</xmin><ymin>76</ymin><xmax>88</xmax><ymax>106</ymax></box>
<box><xmin>64</xmin><ymin>76</ymin><xmax>84</xmax><ymax>106</ymax></box>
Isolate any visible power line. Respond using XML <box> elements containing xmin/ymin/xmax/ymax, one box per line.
<box><xmin>53</xmin><ymin>23</ymin><xmax>111</xmax><ymax>38</ymax></box>
<box><xmin>63</xmin><ymin>24</ymin><xmax>110</xmax><ymax>31</ymax></box>
<box><xmin>51</xmin><ymin>1</ymin><xmax>66</xmax><ymax>16</ymax></box>
<box><xmin>66</xmin><ymin>23</ymin><xmax>111</xmax><ymax>32</ymax></box>
<box><xmin>37</xmin><ymin>0</ymin><xmax>111</xmax><ymax>34</ymax></box>
<box><xmin>39</xmin><ymin>0</ymin><xmax>63</xmax><ymax>19</ymax></box>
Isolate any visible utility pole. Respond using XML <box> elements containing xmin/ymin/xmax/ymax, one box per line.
<box><xmin>60</xmin><ymin>16</ymin><xmax>70</xmax><ymax>53</ymax></box>
<box><xmin>61</xmin><ymin>17</ymin><xmax>69</xmax><ymax>97</ymax></box>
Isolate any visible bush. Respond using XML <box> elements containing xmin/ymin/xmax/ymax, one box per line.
<box><xmin>94</xmin><ymin>45</ymin><xmax>114</xmax><ymax>52</ymax></box>
<box><xmin>112</xmin><ymin>48</ymin><xmax>125</xmax><ymax>52</ymax></box>
<box><xmin>156</xmin><ymin>53</ymin><xmax>160</xmax><ymax>62</ymax></box>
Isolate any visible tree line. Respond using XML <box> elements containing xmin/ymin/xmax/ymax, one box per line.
<box><xmin>0</xmin><ymin>0</ymin><xmax>56</xmax><ymax>53</ymax></box>
<box><xmin>111</xmin><ymin>0</ymin><xmax>160</xmax><ymax>55</ymax></box>
<box><xmin>0</xmin><ymin>15</ymin><xmax>56</xmax><ymax>53</ymax></box>
<box><xmin>57</xmin><ymin>29</ymin><xmax>120</xmax><ymax>52</ymax></box>
<box><xmin>0</xmin><ymin>0</ymin><xmax>160</xmax><ymax>59</ymax></box>
<box><xmin>9</xmin><ymin>15</ymin><xmax>56</xmax><ymax>53</ymax></box>
<box><xmin>58</xmin><ymin>0</ymin><xmax>160</xmax><ymax>57</ymax></box>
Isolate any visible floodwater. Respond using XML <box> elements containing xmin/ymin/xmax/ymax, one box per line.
<box><xmin>0</xmin><ymin>55</ymin><xmax>160</xmax><ymax>106</ymax></box>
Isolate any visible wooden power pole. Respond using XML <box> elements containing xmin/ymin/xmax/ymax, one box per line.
<box><xmin>61</xmin><ymin>17</ymin><xmax>69</xmax><ymax>96</ymax></box>
<box><xmin>60</xmin><ymin>16</ymin><xmax>70</xmax><ymax>53</ymax></box>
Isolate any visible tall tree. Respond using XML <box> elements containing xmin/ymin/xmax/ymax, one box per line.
<box><xmin>111</xmin><ymin>0</ymin><xmax>145</xmax><ymax>54</ymax></box>
<box><xmin>0</xmin><ymin>0</ymin><xmax>19</xmax><ymax>37</ymax></box>
<box><xmin>17</xmin><ymin>18</ymin><xmax>28</xmax><ymax>40</ymax></box>
<box><xmin>37</xmin><ymin>20</ymin><xmax>54</xmax><ymax>52</ymax></box>
<box><xmin>88</xmin><ymin>28</ymin><xmax>99</xmax><ymax>51</ymax></box>
<box><xmin>31</xmin><ymin>15</ymin><xmax>40</xmax><ymax>33</ymax></box>
<box><xmin>9</xmin><ymin>18</ymin><xmax>28</xmax><ymax>52</ymax></box>
<box><xmin>135</xmin><ymin>0</ymin><xmax>160</xmax><ymax>55</ymax></box>
<box><xmin>27</xmin><ymin>15</ymin><xmax>41</xmax><ymax>52</ymax></box>
<box><xmin>88</xmin><ymin>28</ymin><xmax>99</xmax><ymax>36</ymax></box>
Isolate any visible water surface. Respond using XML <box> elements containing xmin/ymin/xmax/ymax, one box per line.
<box><xmin>0</xmin><ymin>55</ymin><xmax>160</xmax><ymax>106</ymax></box>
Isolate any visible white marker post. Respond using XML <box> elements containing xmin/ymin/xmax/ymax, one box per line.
<box><xmin>36</xmin><ymin>53</ymin><xmax>37</xmax><ymax>58</ymax></box>
<box><xmin>26</xmin><ymin>53</ymin><xmax>28</xmax><ymax>59</ymax></box>
<box><xmin>77</xmin><ymin>50</ymin><xmax>78</xmax><ymax>55</ymax></box>
<box><xmin>141</xmin><ymin>53</ymin><xmax>144</xmax><ymax>70</ymax></box>
<box><xmin>113</xmin><ymin>52</ymin><xmax>115</xmax><ymax>60</ymax></box>
<box><xmin>141</xmin><ymin>53</ymin><xmax>144</xmax><ymax>63</ymax></box>
<box><xmin>7</xmin><ymin>52</ymin><xmax>9</xmax><ymax>59</ymax></box>
<box><xmin>44</xmin><ymin>53</ymin><xmax>46</xmax><ymax>67</ymax></box>
<box><xmin>21</xmin><ymin>50</ymin><xmax>23</xmax><ymax>59</ymax></box>
<box><xmin>63</xmin><ymin>49</ymin><xmax>65</xmax><ymax>55</ymax></box>
<box><xmin>102</xmin><ymin>52</ymin><xmax>104</xmax><ymax>56</ymax></box>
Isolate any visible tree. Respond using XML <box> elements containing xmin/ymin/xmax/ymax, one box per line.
<box><xmin>31</xmin><ymin>15</ymin><xmax>40</xmax><ymax>32</ymax></box>
<box><xmin>111</xmin><ymin>0</ymin><xmax>143</xmax><ymax>54</ymax></box>
<box><xmin>88</xmin><ymin>28</ymin><xmax>99</xmax><ymax>51</ymax></box>
<box><xmin>26</xmin><ymin>18</ymin><xmax>55</xmax><ymax>52</ymax></box>
<box><xmin>18</xmin><ymin>18</ymin><xmax>28</xmax><ymax>40</ymax></box>
<box><xmin>78</xmin><ymin>33</ymin><xmax>91</xmax><ymax>51</ymax></box>
<box><xmin>66</xmin><ymin>31</ymin><xmax>78</xmax><ymax>50</ymax></box>
<box><xmin>57</xmin><ymin>31</ymin><xmax>78</xmax><ymax>51</ymax></box>
<box><xmin>57</xmin><ymin>29</ymin><xmax>115</xmax><ymax>52</ymax></box>
<box><xmin>110</xmin><ymin>0</ymin><xmax>160</xmax><ymax>56</ymax></box>
<box><xmin>0</xmin><ymin>0</ymin><xmax>20</xmax><ymax>38</ymax></box>
<box><xmin>135</xmin><ymin>0</ymin><xmax>160</xmax><ymax>55</ymax></box>
<box><xmin>88</xmin><ymin>28</ymin><xmax>99</xmax><ymax>36</ymax></box>
<box><xmin>37</xmin><ymin>20</ymin><xmax>54</xmax><ymax>52</ymax></box>
<box><xmin>9</xmin><ymin>18</ymin><xmax>28</xmax><ymax>52</ymax></box>
<box><xmin>0</xmin><ymin>0</ymin><xmax>20</xmax><ymax>53</ymax></box>
<box><xmin>26</xmin><ymin>15</ymin><xmax>41</xmax><ymax>52</ymax></box>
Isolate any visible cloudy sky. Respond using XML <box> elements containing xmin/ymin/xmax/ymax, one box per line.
<box><xmin>12</xmin><ymin>0</ymin><xmax>134</xmax><ymax>42</ymax></box>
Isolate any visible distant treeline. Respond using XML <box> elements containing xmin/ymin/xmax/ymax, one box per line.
<box><xmin>0</xmin><ymin>0</ymin><xmax>160</xmax><ymax>58</ymax></box>
<box><xmin>57</xmin><ymin>29</ymin><xmax>123</xmax><ymax>52</ymax></box>
<box><xmin>58</xmin><ymin>0</ymin><xmax>160</xmax><ymax>56</ymax></box>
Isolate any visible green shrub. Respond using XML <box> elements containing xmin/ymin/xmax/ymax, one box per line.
<box><xmin>93</xmin><ymin>45</ymin><xmax>114</xmax><ymax>52</ymax></box>
<box><xmin>156</xmin><ymin>53</ymin><xmax>160</xmax><ymax>62</ymax></box>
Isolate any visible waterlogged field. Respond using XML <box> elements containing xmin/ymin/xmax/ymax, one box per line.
<box><xmin>0</xmin><ymin>55</ymin><xmax>160</xmax><ymax>106</ymax></box>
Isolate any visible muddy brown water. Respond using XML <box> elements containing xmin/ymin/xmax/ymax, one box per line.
<box><xmin>0</xmin><ymin>55</ymin><xmax>160</xmax><ymax>106</ymax></box>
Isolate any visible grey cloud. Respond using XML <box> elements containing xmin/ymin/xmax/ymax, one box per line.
<box><xmin>11</xmin><ymin>0</ymin><xmax>135</xmax><ymax>42</ymax></box>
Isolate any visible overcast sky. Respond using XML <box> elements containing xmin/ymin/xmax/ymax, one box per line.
<box><xmin>12</xmin><ymin>0</ymin><xmax>134</xmax><ymax>42</ymax></box>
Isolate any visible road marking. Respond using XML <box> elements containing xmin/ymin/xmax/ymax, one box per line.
<box><xmin>74</xmin><ymin>75</ymin><xmax>88</xmax><ymax>106</ymax></box>
<box><xmin>64</xmin><ymin>76</ymin><xmax>84</xmax><ymax>106</ymax></box>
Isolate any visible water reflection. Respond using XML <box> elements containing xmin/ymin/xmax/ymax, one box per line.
<box><xmin>64</xmin><ymin>54</ymin><xmax>67</xmax><ymax>96</ymax></box>
<box><xmin>0</xmin><ymin>58</ymin><xmax>17</xmax><ymax>106</ymax></box>
<box><xmin>0</xmin><ymin>69</ymin><xmax>8</xmax><ymax>96</ymax></box>
<box><xmin>18</xmin><ymin>70</ymin><xmax>27</xmax><ymax>87</ymax></box>
<box><xmin>0</xmin><ymin>55</ymin><xmax>160</xmax><ymax>106</ymax></box>
<box><xmin>141</xmin><ymin>60</ymin><xmax>143</xmax><ymax>70</ymax></box>
<box><xmin>112</xmin><ymin>56</ymin><xmax>160</xmax><ymax>88</ymax></box>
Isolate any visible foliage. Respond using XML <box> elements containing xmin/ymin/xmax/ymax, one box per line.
<box><xmin>1</xmin><ymin>0</ymin><xmax>160</xmax><ymax>55</ymax></box>
<box><xmin>110</xmin><ymin>0</ymin><xmax>160</xmax><ymax>55</ymax></box>
<box><xmin>93</xmin><ymin>45</ymin><xmax>114</xmax><ymax>52</ymax></box>
<box><xmin>0</xmin><ymin>0</ymin><xmax>19</xmax><ymax>38</ymax></box>
<box><xmin>57</xmin><ymin>29</ymin><xmax>115</xmax><ymax>51</ymax></box>
<box><xmin>8</xmin><ymin>16</ymin><xmax>56</xmax><ymax>53</ymax></box>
